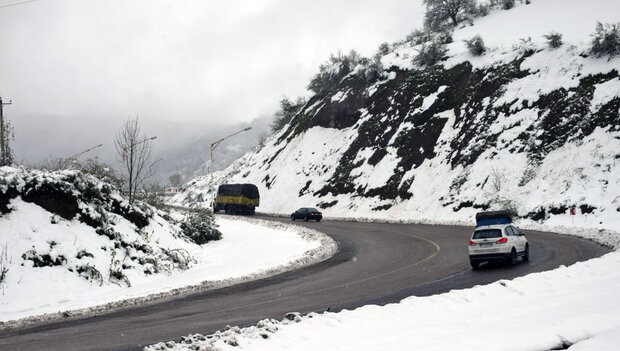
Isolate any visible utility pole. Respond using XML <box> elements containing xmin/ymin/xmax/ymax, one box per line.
<box><xmin>0</xmin><ymin>97</ymin><xmax>13</xmax><ymax>166</ymax></box>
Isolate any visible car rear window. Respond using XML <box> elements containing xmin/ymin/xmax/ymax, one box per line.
<box><xmin>472</xmin><ymin>229</ymin><xmax>502</xmax><ymax>239</ymax></box>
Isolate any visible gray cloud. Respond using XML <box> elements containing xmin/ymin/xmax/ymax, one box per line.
<box><xmin>0</xmin><ymin>0</ymin><xmax>424</xmax><ymax>171</ymax></box>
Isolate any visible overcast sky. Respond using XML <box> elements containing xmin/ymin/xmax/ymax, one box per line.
<box><xmin>0</xmin><ymin>0</ymin><xmax>424</xmax><ymax>165</ymax></box>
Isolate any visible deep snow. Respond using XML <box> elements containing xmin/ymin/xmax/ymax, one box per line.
<box><xmin>146</xmin><ymin>248</ymin><xmax>620</xmax><ymax>351</ymax></box>
<box><xmin>0</xmin><ymin>198</ymin><xmax>336</xmax><ymax>329</ymax></box>
<box><xmin>2</xmin><ymin>0</ymin><xmax>620</xmax><ymax>350</ymax></box>
<box><xmin>156</xmin><ymin>0</ymin><xmax>620</xmax><ymax>350</ymax></box>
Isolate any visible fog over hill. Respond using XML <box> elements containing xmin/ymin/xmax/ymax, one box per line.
<box><xmin>10</xmin><ymin>113</ymin><xmax>272</xmax><ymax>185</ymax></box>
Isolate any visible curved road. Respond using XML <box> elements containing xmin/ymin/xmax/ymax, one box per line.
<box><xmin>0</xmin><ymin>218</ymin><xmax>610</xmax><ymax>351</ymax></box>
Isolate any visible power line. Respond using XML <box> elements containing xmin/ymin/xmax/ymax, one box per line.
<box><xmin>0</xmin><ymin>0</ymin><xmax>42</xmax><ymax>9</ymax></box>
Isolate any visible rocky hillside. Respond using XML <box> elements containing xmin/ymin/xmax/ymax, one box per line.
<box><xmin>172</xmin><ymin>1</ymin><xmax>620</xmax><ymax>231</ymax></box>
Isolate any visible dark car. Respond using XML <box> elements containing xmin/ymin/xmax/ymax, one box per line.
<box><xmin>291</xmin><ymin>207</ymin><xmax>322</xmax><ymax>222</ymax></box>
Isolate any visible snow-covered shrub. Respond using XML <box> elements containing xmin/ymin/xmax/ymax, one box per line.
<box><xmin>75</xmin><ymin>264</ymin><xmax>103</xmax><ymax>285</ymax></box>
<box><xmin>465</xmin><ymin>35</ymin><xmax>486</xmax><ymax>55</ymax></box>
<box><xmin>109</xmin><ymin>268</ymin><xmax>131</xmax><ymax>287</ymax></box>
<box><xmin>544</xmin><ymin>31</ymin><xmax>563</xmax><ymax>49</ymax></box>
<box><xmin>96</xmin><ymin>226</ymin><xmax>121</xmax><ymax>241</ymax></box>
<box><xmin>163</xmin><ymin>249</ymin><xmax>192</xmax><ymax>270</ymax></box>
<box><xmin>362</xmin><ymin>55</ymin><xmax>385</xmax><ymax>82</ymax></box>
<box><xmin>513</xmin><ymin>37</ymin><xmax>536</xmax><ymax>56</ymax></box>
<box><xmin>471</xmin><ymin>3</ymin><xmax>490</xmax><ymax>17</ymax></box>
<box><xmin>377</xmin><ymin>42</ymin><xmax>391</xmax><ymax>56</ymax></box>
<box><xmin>109</xmin><ymin>251</ymin><xmax>131</xmax><ymax>287</ymax></box>
<box><xmin>591</xmin><ymin>22</ymin><xmax>620</xmax><ymax>58</ymax></box>
<box><xmin>307</xmin><ymin>50</ymin><xmax>363</xmax><ymax>95</ymax></box>
<box><xmin>406</xmin><ymin>28</ymin><xmax>428</xmax><ymax>46</ymax></box>
<box><xmin>414</xmin><ymin>39</ymin><xmax>448</xmax><ymax>66</ymax></box>
<box><xmin>502</xmin><ymin>0</ymin><xmax>515</xmax><ymax>10</ymax></box>
<box><xmin>180</xmin><ymin>209</ymin><xmax>222</xmax><ymax>245</ymax></box>
<box><xmin>76</xmin><ymin>158</ymin><xmax>123</xmax><ymax>190</ymax></box>
<box><xmin>140</xmin><ymin>183</ymin><xmax>167</xmax><ymax>210</ymax></box>
<box><xmin>21</xmin><ymin>246</ymin><xmax>67</xmax><ymax>268</ymax></box>
<box><xmin>76</xmin><ymin>249</ymin><xmax>94</xmax><ymax>259</ymax></box>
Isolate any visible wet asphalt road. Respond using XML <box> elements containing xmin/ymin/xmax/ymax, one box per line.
<box><xmin>0</xmin><ymin>217</ymin><xmax>610</xmax><ymax>351</ymax></box>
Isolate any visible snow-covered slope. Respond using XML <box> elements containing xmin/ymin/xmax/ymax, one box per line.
<box><xmin>172</xmin><ymin>0</ymin><xmax>620</xmax><ymax>233</ymax></box>
<box><xmin>147</xmin><ymin>250</ymin><xmax>620</xmax><ymax>351</ymax></box>
<box><xmin>0</xmin><ymin>166</ymin><xmax>336</xmax><ymax>326</ymax></box>
<box><xmin>156</xmin><ymin>3</ymin><xmax>620</xmax><ymax>350</ymax></box>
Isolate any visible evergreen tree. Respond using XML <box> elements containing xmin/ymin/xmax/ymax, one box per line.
<box><xmin>543</xmin><ymin>32</ymin><xmax>563</xmax><ymax>49</ymax></box>
<box><xmin>591</xmin><ymin>22</ymin><xmax>620</xmax><ymax>57</ymax></box>
<box><xmin>465</xmin><ymin>35</ymin><xmax>486</xmax><ymax>55</ymax></box>
<box><xmin>271</xmin><ymin>96</ymin><xmax>307</xmax><ymax>132</ymax></box>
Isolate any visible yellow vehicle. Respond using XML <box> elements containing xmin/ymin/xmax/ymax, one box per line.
<box><xmin>213</xmin><ymin>183</ymin><xmax>259</xmax><ymax>215</ymax></box>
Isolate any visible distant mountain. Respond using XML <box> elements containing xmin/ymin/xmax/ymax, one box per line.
<box><xmin>154</xmin><ymin>115</ymin><xmax>272</xmax><ymax>185</ymax></box>
<box><xmin>172</xmin><ymin>0</ymin><xmax>620</xmax><ymax>231</ymax></box>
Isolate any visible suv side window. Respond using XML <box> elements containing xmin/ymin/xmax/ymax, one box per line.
<box><xmin>506</xmin><ymin>226</ymin><xmax>515</xmax><ymax>236</ymax></box>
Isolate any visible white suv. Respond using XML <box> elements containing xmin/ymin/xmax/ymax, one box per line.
<box><xmin>468</xmin><ymin>224</ymin><xmax>529</xmax><ymax>270</ymax></box>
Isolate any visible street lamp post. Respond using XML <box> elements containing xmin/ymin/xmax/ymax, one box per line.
<box><xmin>134</xmin><ymin>136</ymin><xmax>157</xmax><ymax>148</ymax></box>
<box><xmin>64</xmin><ymin>143</ymin><xmax>103</xmax><ymax>168</ymax></box>
<box><xmin>209</xmin><ymin>127</ymin><xmax>252</xmax><ymax>166</ymax></box>
<box><xmin>207</xmin><ymin>127</ymin><xmax>252</xmax><ymax>204</ymax></box>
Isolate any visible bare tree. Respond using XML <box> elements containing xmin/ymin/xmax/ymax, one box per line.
<box><xmin>114</xmin><ymin>117</ymin><xmax>156</xmax><ymax>204</ymax></box>
<box><xmin>423</xmin><ymin>0</ymin><xmax>475</xmax><ymax>29</ymax></box>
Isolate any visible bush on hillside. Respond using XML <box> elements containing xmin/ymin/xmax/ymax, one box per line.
<box><xmin>513</xmin><ymin>37</ymin><xmax>536</xmax><ymax>57</ymax></box>
<box><xmin>362</xmin><ymin>55</ymin><xmax>385</xmax><ymax>82</ymax></box>
<box><xmin>591</xmin><ymin>22</ymin><xmax>620</xmax><ymax>58</ymax></box>
<box><xmin>544</xmin><ymin>31</ymin><xmax>563</xmax><ymax>49</ymax></box>
<box><xmin>180</xmin><ymin>209</ymin><xmax>222</xmax><ymax>245</ymax></box>
<box><xmin>377</xmin><ymin>42</ymin><xmax>391</xmax><ymax>56</ymax></box>
<box><xmin>471</xmin><ymin>3</ymin><xmax>490</xmax><ymax>17</ymax></box>
<box><xmin>77</xmin><ymin>158</ymin><xmax>124</xmax><ymax>190</ymax></box>
<box><xmin>271</xmin><ymin>96</ymin><xmax>307</xmax><ymax>132</ymax></box>
<box><xmin>464</xmin><ymin>35</ymin><xmax>486</xmax><ymax>55</ymax></box>
<box><xmin>501</xmin><ymin>0</ymin><xmax>515</xmax><ymax>10</ymax></box>
<box><xmin>406</xmin><ymin>28</ymin><xmax>428</xmax><ymax>46</ymax></box>
<box><xmin>139</xmin><ymin>183</ymin><xmax>167</xmax><ymax>210</ymax></box>
<box><xmin>414</xmin><ymin>38</ymin><xmax>448</xmax><ymax>66</ymax></box>
<box><xmin>307</xmin><ymin>50</ymin><xmax>364</xmax><ymax>95</ymax></box>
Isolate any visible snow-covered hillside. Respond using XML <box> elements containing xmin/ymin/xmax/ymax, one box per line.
<box><xmin>155</xmin><ymin>3</ymin><xmax>620</xmax><ymax>350</ymax></box>
<box><xmin>172</xmin><ymin>0</ymin><xmax>620</xmax><ymax>234</ymax></box>
<box><xmin>0</xmin><ymin>166</ymin><xmax>335</xmax><ymax>327</ymax></box>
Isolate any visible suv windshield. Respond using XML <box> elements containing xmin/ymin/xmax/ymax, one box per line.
<box><xmin>473</xmin><ymin>229</ymin><xmax>502</xmax><ymax>239</ymax></box>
